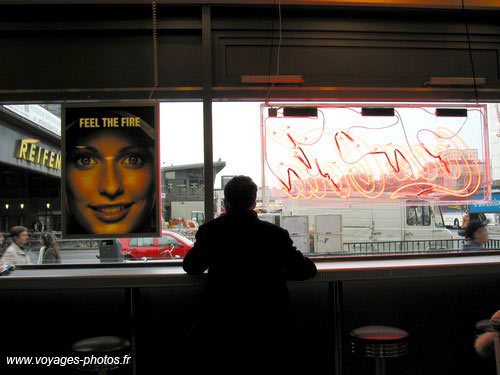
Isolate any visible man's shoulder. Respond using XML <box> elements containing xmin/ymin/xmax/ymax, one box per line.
<box><xmin>199</xmin><ymin>215</ymin><xmax>288</xmax><ymax>234</ymax></box>
<box><xmin>1</xmin><ymin>246</ymin><xmax>16</xmax><ymax>260</ymax></box>
<box><xmin>4</xmin><ymin>245</ymin><xmax>16</xmax><ymax>254</ymax></box>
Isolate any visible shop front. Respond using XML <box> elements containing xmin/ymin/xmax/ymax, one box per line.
<box><xmin>0</xmin><ymin>106</ymin><xmax>61</xmax><ymax>232</ymax></box>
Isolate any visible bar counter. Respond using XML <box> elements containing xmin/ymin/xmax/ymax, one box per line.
<box><xmin>1</xmin><ymin>251</ymin><xmax>499</xmax><ymax>375</ymax></box>
<box><xmin>1</xmin><ymin>251</ymin><xmax>499</xmax><ymax>290</ymax></box>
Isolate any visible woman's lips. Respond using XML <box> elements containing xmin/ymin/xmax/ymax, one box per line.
<box><xmin>88</xmin><ymin>202</ymin><xmax>133</xmax><ymax>223</ymax></box>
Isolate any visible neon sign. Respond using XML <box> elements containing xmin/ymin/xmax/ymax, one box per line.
<box><xmin>262</xmin><ymin>104</ymin><xmax>490</xmax><ymax>205</ymax></box>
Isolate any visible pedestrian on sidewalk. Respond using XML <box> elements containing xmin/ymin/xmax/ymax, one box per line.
<box><xmin>38</xmin><ymin>232</ymin><xmax>62</xmax><ymax>264</ymax></box>
<box><xmin>1</xmin><ymin>226</ymin><xmax>32</xmax><ymax>265</ymax></box>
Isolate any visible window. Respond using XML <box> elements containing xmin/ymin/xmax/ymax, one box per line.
<box><xmin>211</xmin><ymin>101</ymin><xmax>498</xmax><ymax>256</ymax></box>
<box><xmin>407</xmin><ymin>206</ymin><xmax>431</xmax><ymax>226</ymax></box>
<box><xmin>161</xmin><ymin>102</ymin><xmax>204</xmax><ymax>234</ymax></box>
<box><xmin>434</xmin><ymin>207</ymin><xmax>445</xmax><ymax>228</ymax></box>
<box><xmin>138</xmin><ymin>238</ymin><xmax>154</xmax><ymax>247</ymax></box>
<box><xmin>158</xmin><ymin>235</ymin><xmax>179</xmax><ymax>247</ymax></box>
<box><xmin>2</xmin><ymin>101</ymin><xmax>498</xmax><ymax>266</ymax></box>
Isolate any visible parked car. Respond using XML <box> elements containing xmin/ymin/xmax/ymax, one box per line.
<box><xmin>119</xmin><ymin>231</ymin><xmax>194</xmax><ymax>261</ymax></box>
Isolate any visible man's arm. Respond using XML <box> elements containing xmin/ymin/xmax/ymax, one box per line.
<box><xmin>279</xmin><ymin>229</ymin><xmax>317</xmax><ymax>280</ymax></box>
<box><xmin>182</xmin><ymin>225</ymin><xmax>210</xmax><ymax>275</ymax></box>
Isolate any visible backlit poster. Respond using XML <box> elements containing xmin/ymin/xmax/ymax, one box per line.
<box><xmin>62</xmin><ymin>103</ymin><xmax>160</xmax><ymax>239</ymax></box>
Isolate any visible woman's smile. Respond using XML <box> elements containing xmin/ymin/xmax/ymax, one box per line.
<box><xmin>88</xmin><ymin>202</ymin><xmax>134</xmax><ymax>223</ymax></box>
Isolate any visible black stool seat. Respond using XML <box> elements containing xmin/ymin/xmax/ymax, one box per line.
<box><xmin>72</xmin><ymin>336</ymin><xmax>130</xmax><ymax>353</ymax></box>
<box><xmin>71</xmin><ymin>336</ymin><xmax>131</xmax><ymax>373</ymax></box>
<box><xmin>476</xmin><ymin>319</ymin><xmax>495</xmax><ymax>333</ymax></box>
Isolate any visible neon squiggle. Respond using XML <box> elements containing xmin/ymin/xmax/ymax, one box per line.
<box><xmin>264</xmin><ymin>108</ymin><xmax>485</xmax><ymax>202</ymax></box>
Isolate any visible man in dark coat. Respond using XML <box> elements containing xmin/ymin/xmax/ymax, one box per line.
<box><xmin>183</xmin><ymin>175</ymin><xmax>317</xmax><ymax>374</ymax></box>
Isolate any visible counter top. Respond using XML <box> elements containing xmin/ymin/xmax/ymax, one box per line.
<box><xmin>1</xmin><ymin>253</ymin><xmax>499</xmax><ymax>290</ymax></box>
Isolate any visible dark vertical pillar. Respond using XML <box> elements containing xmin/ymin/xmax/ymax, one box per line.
<box><xmin>202</xmin><ymin>5</ymin><xmax>214</xmax><ymax>222</ymax></box>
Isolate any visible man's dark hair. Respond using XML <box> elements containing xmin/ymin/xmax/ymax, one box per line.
<box><xmin>224</xmin><ymin>176</ymin><xmax>257</xmax><ymax>210</ymax></box>
<box><xmin>9</xmin><ymin>226</ymin><xmax>28</xmax><ymax>238</ymax></box>
<box><xmin>465</xmin><ymin>219</ymin><xmax>488</xmax><ymax>239</ymax></box>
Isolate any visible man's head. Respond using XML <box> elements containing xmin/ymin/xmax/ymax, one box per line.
<box><xmin>223</xmin><ymin>176</ymin><xmax>257</xmax><ymax>211</ymax></box>
<box><xmin>465</xmin><ymin>219</ymin><xmax>489</xmax><ymax>244</ymax></box>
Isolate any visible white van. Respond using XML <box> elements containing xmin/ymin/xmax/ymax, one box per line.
<box><xmin>281</xmin><ymin>199</ymin><xmax>453</xmax><ymax>247</ymax></box>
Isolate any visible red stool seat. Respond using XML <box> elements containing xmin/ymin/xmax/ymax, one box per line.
<box><xmin>350</xmin><ymin>325</ymin><xmax>409</xmax><ymax>375</ymax></box>
<box><xmin>351</xmin><ymin>325</ymin><xmax>409</xmax><ymax>343</ymax></box>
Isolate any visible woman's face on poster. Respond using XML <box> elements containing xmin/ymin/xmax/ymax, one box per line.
<box><xmin>66</xmin><ymin>130</ymin><xmax>155</xmax><ymax>234</ymax></box>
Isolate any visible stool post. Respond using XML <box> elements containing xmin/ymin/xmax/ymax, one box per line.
<box><xmin>494</xmin><ymin>334</ymin><xmax>499</xmax><ymax>375</ymax></box>
<box><xmin>127</xmin><ymin>287</ymin><xmax>138</xmax><ymax>375</ymax></box>
<box><xmin>375</xmin><ymin>357</ymin><xmax>386</xmax><ymax>375</ymax></box>
<box><xmin>329</xmin><ymin>281</ymin><xmax>343</xmax><ymax>375</ymax></box>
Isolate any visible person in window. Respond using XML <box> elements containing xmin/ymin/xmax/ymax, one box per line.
<box><xmin>64</xmin><ymin>111</ymin><xmax>157</xmax><ymax>235</ymax></box>
<box><xmin>182</xmin><ymin>175</ymin><xmax>317</xmax><ymax>374</ymax></box>
<box><xmin>407</xmin><ymin>207</ymin><xmax>417</xmax><ymax>225</ymax></box>
<box><xmin>0</xmin><ymin>233</ymin><xmax>4</xmax><ymax>266</ymax></box>
<box><xmin>462</xmin><ymin>220</ymin><xmax>489</xmax><ymax>251</ymax></box>
<box><xmin>0</xmin><ymin>226</ymin><xmax>32</xmax><ymax>265</ymax></box>
<box><xmin>38</xmin><ymin>232</ymin><xmax>62</xmax><ymax>264</ymax></box>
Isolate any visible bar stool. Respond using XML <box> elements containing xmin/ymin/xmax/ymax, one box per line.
<box><xmin>476</xmin><ymin>319</ymin><xmax>495</xmax><ymax>333</ymax></box>
<box><xmin>350</xmin><ymin>325</ymin><xmax>409</xmax><ymax>375</ymax></box>
<box><xmin>71</xmin><ymin>336</ymin><xmax>131</xmax><ymax>374</ymax></box>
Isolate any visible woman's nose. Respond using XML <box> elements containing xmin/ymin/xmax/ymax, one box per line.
<box><xmin>98</xmin><ymin>160</ymin><xmax>124</xmax><ymax>199</ymax></box>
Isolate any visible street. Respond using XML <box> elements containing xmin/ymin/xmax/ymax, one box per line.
<box><xmin>21</xmin><ymin>225</ymin><xmax>500</xmax><ymax>265</ymax></box>
<box><xmin>28</xmin><ymin>249</ymin><xmax>100</xmax><ymax>264</ymax></box>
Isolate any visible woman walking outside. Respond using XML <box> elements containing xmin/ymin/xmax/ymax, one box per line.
<box><xmin>38</xmin><ymin>232</ymin><xmax>62</xmax><ymax>264</ymax></box>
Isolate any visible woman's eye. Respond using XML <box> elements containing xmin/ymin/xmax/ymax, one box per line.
<box><xmin>75</xmin><ymin>156</ymin><xmax>97</xmax><ymax>169</ymax></box>
<box><xmin>122</xmin><ymin>155</ymin><xmax>145</xmax><ymax>168</ymax></box>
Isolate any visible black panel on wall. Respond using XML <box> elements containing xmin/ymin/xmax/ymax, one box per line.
<box><xmin>0</xmin><ymin>31</ymin><xmax>154</xmax><ymax>90</ymax></box>
<box><xmin>0</xmin><ymin>5</ymin><xmax>203</xmax><ymax>94</ymax></box>
<box><xmin>217</xmin><ymin>36</ymin><xmax>500</xmax><ymax>87</ymax></box>
<box><xmin>212</xmin><ymin>6</ymin><xmax>500</xmax><ymax>90</ymax></box>
<box><xmin>158</xmin><ymin>31</ymin><xmax>203</xmax><ymax>87</ymax></box>
<box><xmin>0</xmin><ymin>4</ymin><xmax>500</xmax><ymax>101</ymax></box>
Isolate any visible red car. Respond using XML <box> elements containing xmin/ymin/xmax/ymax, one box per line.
<box><xmin>119</xmin><ymin>231</ymin><xmax>194</xmax><ymax>261</ymax></box>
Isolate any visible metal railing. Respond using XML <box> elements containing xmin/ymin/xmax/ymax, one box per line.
<box><xmin>341</xmin><ymin>239</ymin><xmax>500</xmax><ymax>254</ymax></box>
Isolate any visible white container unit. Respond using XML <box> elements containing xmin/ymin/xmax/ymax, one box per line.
<box><xmin>258</xmin><ymin>213</ymin><xmax>281</xmax><ymax>226</ymax></box>
<box><xmin>314</xmin><ymin>214</ymin><xmax>343</xmax><ymax>253</ymax></box>
<box><xmin>281</xmin><ymin>215</ymin><xmax>310</xmax><ymax>254</ymax></box>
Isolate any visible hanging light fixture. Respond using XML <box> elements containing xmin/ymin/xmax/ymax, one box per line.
<box><xmin>5</xmin><ymin>204</ymin><xmax>9</xmax><ymax>209</ymax></box>
<box><xmin>20</xmin><ymin>203</ymin><xmax>24</xmax><ymax>209</ymax></box>
<box><xmin>46</xmin><ymin>203</ymin><xmax>51</xmax><ymax>209</ymax></box>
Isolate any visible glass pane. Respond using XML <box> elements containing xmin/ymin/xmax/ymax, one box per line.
<box><xmin>210</xmin><ymin>101</ymin><xmax>499</xmax><ymax>256</ymax></box>
<box><xmin>138</xmin><ymin>238</ymin><xmax>154</xmax><ymax>247</ymax></box>
<box><xmin>407</xmin><ymin>207</ymin><xmax>418</xmax><ymax>226</ymax></box>
<box><xmin>158</xmin><ymin>235</ymin><xmax>178</xmax><ymax>246</ymax></box>
<box><xmin>159</xmin><ymin>102</ymin><xmax>203</xmax><ymax>251</ymax></box>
